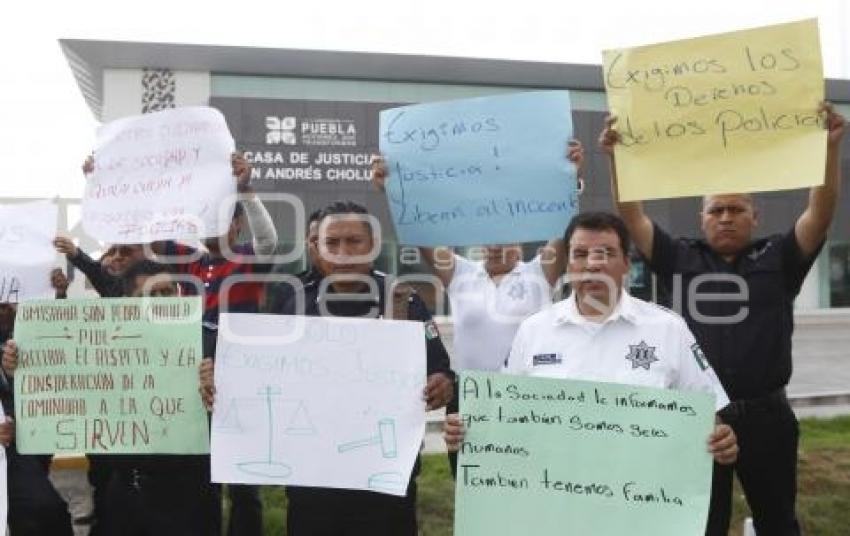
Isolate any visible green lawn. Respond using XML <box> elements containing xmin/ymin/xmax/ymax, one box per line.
<box><xmin>254</xmin><ymin>416</ymin><xmax>850</xmax><ymax>535</ymax></box>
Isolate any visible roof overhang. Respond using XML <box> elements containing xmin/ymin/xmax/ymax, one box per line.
<box><xmin>60</xmin><ymin>38</ymin><xmax>850</xmax><ymax>122</ymax></box>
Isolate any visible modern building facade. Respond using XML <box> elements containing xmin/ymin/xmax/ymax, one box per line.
<box><xmin>60</xmin><ymin>39</ymin><xmax>850</xmax><ymax>310</ymax></box>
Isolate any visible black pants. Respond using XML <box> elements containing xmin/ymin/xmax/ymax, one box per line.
<box><xmin>286</xmin><ymin>484</ymin><xmax>418</xmax><ymax>536</ymax></box>
<box><xmin>103</xmin><ymin>467</ymin><xmax>220</xmax><ymax>536</ymax></box>
<box><xmin>448</xmin><ymin>381</ymin><xmax>460</xmax><ymax>478</ymax></box>
<box><xmin>707</xmin><ymin>397</ymin><xmax>801</xmax><ymax>535</ymax></box>
<box><xmin>6</xmin><ymin>449</ymin><xmax>73</xmax><ymax>536</ymax></box>
<box><xmin>203</xmin><ymin>325</ymin><xmax>263</xmax><ymax>536</ymax></box>
<box><xmin>226</xmin><ymin>484</ymin><xmax>263</xmax><ymax>536</ymax></box>
<box><xmin>87</xmin><ymin>454</ymin><xmax>111</xmax><ymax>536</ymax></box>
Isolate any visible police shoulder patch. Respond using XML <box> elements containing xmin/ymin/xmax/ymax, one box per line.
<box><xmin>424</xmin><ymin>320</ymin><xmax>440</xmax><ymax>340</ymax></box>
<box><xmin>690</xmin><ymin>343</ymin><xmax>709</xmax><ymax>371</ymax></box>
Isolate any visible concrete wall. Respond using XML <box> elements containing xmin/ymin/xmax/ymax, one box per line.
<box><xmin>102</xmin><ymin>68</ymin><xmax>211</xmax><ymax>121</ymax></box>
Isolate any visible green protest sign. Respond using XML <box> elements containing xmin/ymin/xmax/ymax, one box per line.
<box><xmin>13</xmin><ymin>297</ymin><xmax>209</xmax><ymax>455</ymax></box>
<box><xmin>455</xmin><ymin>372</ymin><xmax>715</xmax><ymax>536</ymax></box>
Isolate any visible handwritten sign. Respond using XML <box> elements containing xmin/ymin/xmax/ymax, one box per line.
<box><xmin>455</xmin><ymin>372</ymin><xmax>715</xmax><ymax>536</ymax></box>
<box><xmin>379</xmin><ymin>92</ymin><xmax>577</xmax><ymax>246</ymax></box>
<box><xmin>83</xmin><ymin>106</ymin><xmax>236</xmax><ymax>243</ymax></box>
<box><xmin>603</xmin><ymin>19</ymin><xmax>825</xmax><ymax>201</ymax></box>
<box><xmin>13</xmin><ymin>297</ymin><xmax>208</xmax><ymax>455</ymax></box>
<box><xmin>0</xmin><ymin>201</ymin><xmax>58</xmax><ymax>303</ymax></box>
<box><xmin>211</xmin><ymin>314</ymin><xmax>426</xmax><ymax>496</ymax></box>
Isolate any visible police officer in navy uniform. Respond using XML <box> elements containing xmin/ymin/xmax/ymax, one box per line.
<box><xmin>264</xmin><ymin>208</ymin><xmax>323</xmax><ymax>313</ymax></box>
<box><xmin>201</xmin><ymin>200</ymin><xmax>455</xmax><ymax>536</ymax></box>
<box><xmin>600</xmin><ymin>103</ymin><xmax>846</xmax><ymax>535</ymax></box>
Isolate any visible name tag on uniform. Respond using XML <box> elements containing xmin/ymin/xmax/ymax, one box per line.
<box><xmin>533</xmin><ymin>353</ymin><xmax>562</xmax><ymax>366</ymax></box>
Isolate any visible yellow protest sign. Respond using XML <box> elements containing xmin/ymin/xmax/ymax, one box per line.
<box><xmin>603</xmin><ymin>19</ymin><xmax>826</xmax><ymax>202</ymax></box>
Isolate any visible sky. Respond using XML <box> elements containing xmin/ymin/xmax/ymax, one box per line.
<box><xmin>1</xmin><ymin>0</ymin><xmax>847</xmax><ymax>200</ymax></box>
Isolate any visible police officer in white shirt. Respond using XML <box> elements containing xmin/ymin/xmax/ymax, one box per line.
<box><xmin>445</xmin><ymin>211</ymin><xmax>738</xmax><ymax>467</ymax></box>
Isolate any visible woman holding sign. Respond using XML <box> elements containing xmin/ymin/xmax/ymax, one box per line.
<box><xmin>371</xmin><ymin>141</ymin><xmax>584</xmax><ymax>373</ymax></box>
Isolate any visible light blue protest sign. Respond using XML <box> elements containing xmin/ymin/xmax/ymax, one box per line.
<box><xmin>379</xmin><ymin>91</ymin><xmax>577</xmax><ymax>246</ymax></box>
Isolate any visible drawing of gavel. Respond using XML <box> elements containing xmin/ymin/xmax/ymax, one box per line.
<box><xmin>337</xmin><ymin>418</ymin><xmax>398</xmax><ymax>458</ymax></box>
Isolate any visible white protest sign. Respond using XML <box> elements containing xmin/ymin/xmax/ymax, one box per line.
<box><xmin>83</xmin><ymin>106</ymin><xmax>236</xmax><ymax>244</ymax></box>
<box><xmin>0</xmin><ymin>201</ymin><xmax>57</xmax><ymax>303</ymax></box>
<box><xmin>211</xmin><ymin>314</ymin><xmax>427</xmax><ymax>496</ymax></box>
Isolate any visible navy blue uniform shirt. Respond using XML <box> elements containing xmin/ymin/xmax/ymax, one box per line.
<box><xmin>647</xmin><ymin>223</ymin><xmax>821</xmax><ymax>400</ymax></box>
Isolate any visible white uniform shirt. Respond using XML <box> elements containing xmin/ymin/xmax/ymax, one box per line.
<box><xmin>505</xmin><ymin>292</ymin><xmax>729</xmax><ymax>410</ymax></box>
<box><xmin>448</xmin><ymin>254</ymin><xmax>552</xmax><ymax>371</ymax></box>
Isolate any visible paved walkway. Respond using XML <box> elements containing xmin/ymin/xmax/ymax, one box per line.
<box><xmin>49</xmin><ymin>468</ymin><xmax>92</xmax><ymax>536</ymax></box>
<box><xmin>788</xmin><ymin>310</ymin><xmax>850</xmax><ymax>397</ymax></box>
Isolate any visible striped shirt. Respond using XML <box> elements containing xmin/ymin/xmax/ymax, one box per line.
<box><xmin>165</xmin><ymin>242</ymin><xmax>272</xmax><ymax>326</ymax></box>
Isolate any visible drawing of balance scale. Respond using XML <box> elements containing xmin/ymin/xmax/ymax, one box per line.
<box><xmin>236</xmin><ymin>385</ymin><xmax>293</xmax><ymax>478</ymax></box>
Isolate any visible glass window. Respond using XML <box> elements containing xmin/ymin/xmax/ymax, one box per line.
<box><xmin>829</xmin><ymin>243</ymin><xmax>850</xmax><ymax>307</ymax></box>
